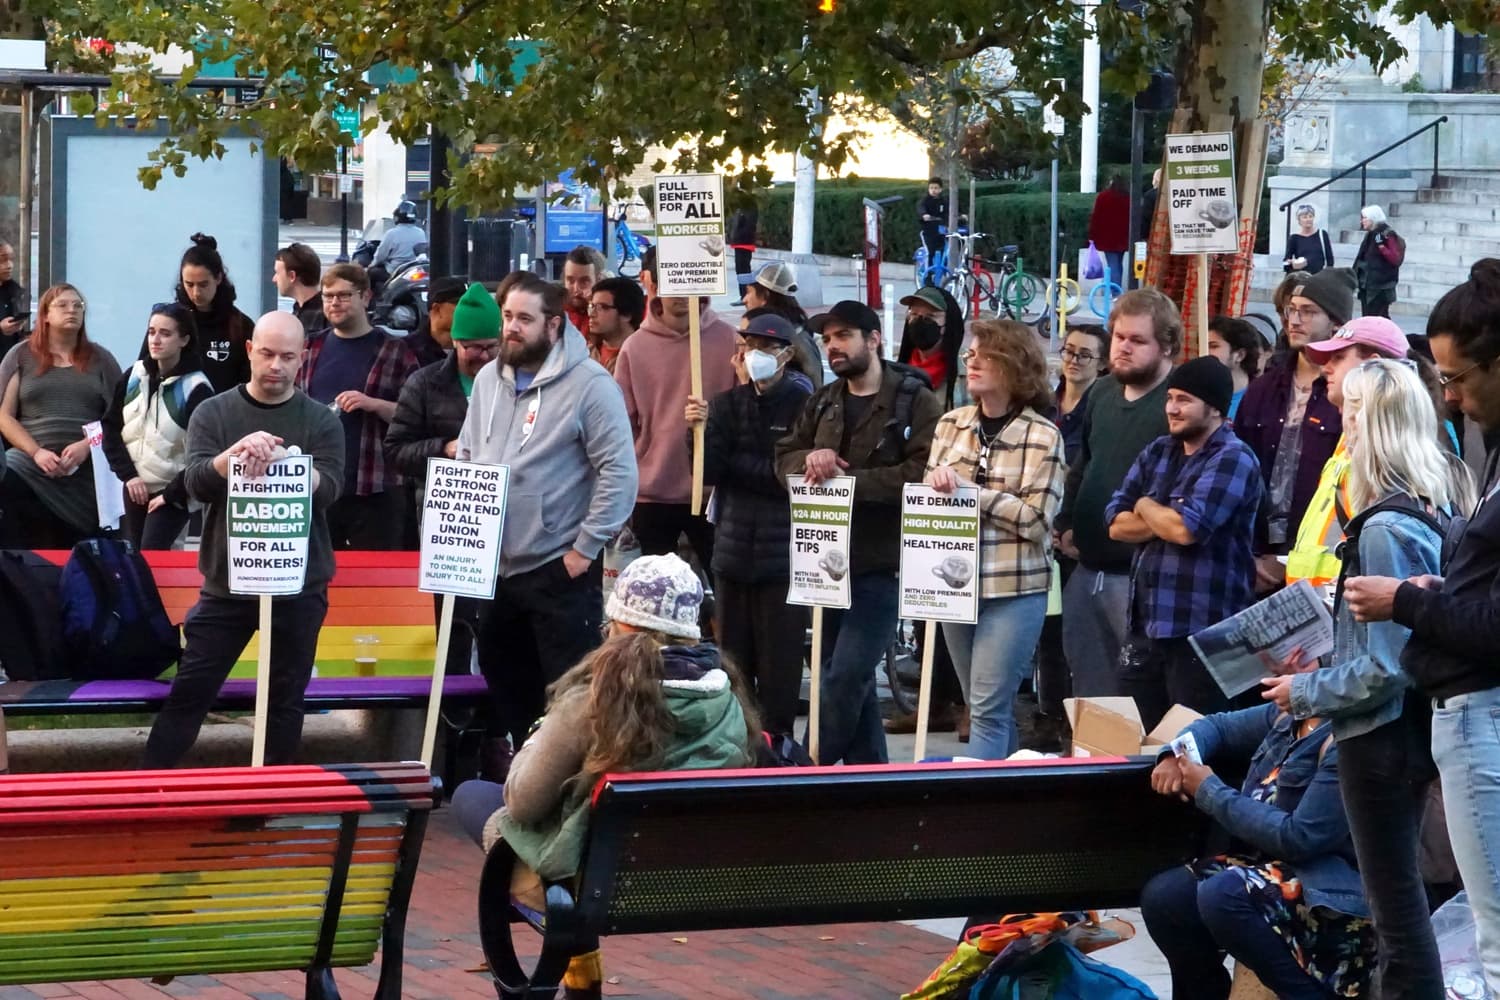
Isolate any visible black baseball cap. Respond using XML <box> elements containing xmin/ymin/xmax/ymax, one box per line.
<box><xmin>428</xmin><ymin>276</ymin><xmax>469</xmax><ymax>306</ymax></box>
<box><xmin>743</xmin><ymin>313</ymin><xmax>796</xmax><ymax>344</ymax></box>
<box><xmin>807</xmin><ymin>300</ymin><xmax>881</xmax><ymax>336</ymax></box>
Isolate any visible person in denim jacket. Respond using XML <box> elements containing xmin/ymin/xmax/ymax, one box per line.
<box><xmin>1263</xmin><ymin>359</ymin><xmax>1475</xmax><ymax>998</ymax></box>
<box><xmin>1141</xmin><ymin>704</ymin><xmax>1372</xmax><ymax>1000</ymax></box>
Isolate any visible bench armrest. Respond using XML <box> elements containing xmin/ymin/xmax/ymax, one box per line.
<box><xmin>479</xmin><ymin>840</ymin><xmax>596</xmax><ymax>997</ymax></box>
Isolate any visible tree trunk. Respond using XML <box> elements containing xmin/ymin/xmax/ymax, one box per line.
<box><xmin>0</xmin><ymin>5</ymin><xmax>44</xmax><ymax>264</ymax></box>
<box><xmin>1175</xmin><ymin>0</ymin><xmax>1270</xmax><ymax>126</ymax></box>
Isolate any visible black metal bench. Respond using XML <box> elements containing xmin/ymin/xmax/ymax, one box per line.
<box><xmin>478</xmin><ymin>757</ymin><xmax>1207</xmax><ymax>998</ymax></box>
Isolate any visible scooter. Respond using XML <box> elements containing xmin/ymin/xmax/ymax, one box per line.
<box><xmin>371</xmin><ymin>251</ymin><xmax>429</xmax><ymax>333</ymax></box>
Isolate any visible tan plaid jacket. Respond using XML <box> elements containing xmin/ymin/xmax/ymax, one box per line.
<box><xmin>925</xmin><ymin>405</ymin><xmax>1067</xmax><ymax>599</ymax></box>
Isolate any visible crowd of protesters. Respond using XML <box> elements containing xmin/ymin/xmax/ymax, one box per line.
<box><xmin>2</xmin><ymin>216</ymin><xmax>1498</xmax><ymax>998</ymax></box>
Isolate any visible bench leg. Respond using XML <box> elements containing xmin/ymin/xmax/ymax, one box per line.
<box><xmin>479</xmin><ymin>841</ymin><xmax>592</xmax><ymax>999</ymax></box>
<box><xmin>305</xmin><ymin>966</ymin><xmax>342</xmax><ymax>1000</ymax></box>
<box><xmin>373</xmin><ymin>809</ymin><xmax>430</xmax><ymax>1000</ymax></box>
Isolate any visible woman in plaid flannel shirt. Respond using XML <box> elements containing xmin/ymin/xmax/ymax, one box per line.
<box><xmin>924</xmin><ymin>320</ymin><xmax>1067</xmax><ymax>759</ymax></box>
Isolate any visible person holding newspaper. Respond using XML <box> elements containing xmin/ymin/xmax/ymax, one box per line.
<box><xmin>1105</xmin><ymin>358</ymin><xmax>1263</xmax><ymax>729</ymax></box>
<box><xmin>1263</xmin><ymin>359</ymin><xmax>1474</xmax><ymax>999</ymax></box>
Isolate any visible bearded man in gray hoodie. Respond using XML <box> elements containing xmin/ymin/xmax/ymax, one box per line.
<box><xmin>457</xmin><ymin>273</ymin><xmax>637</xmax><ymax>748</ymax></box>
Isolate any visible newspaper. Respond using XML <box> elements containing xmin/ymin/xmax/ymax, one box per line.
<box><xmin>1188</xmin><ymin>580</ymin><xmax>1335</xmax><ymax>698</ymax></box>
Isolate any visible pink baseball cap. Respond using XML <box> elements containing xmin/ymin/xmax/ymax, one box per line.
<box><xmin>1303</xmin><ymin>316</ymin><xmax>1409</xmax><ymax>363</ymax></box>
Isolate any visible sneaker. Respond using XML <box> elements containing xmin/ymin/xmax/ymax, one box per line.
<box><xmin>884</xmin><ymin>704</ymin><xmax>958</xmax><ymax>734</ymax></box>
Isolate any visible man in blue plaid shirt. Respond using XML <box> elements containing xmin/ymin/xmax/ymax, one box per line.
<box><xmin>1105</xmin><ymin>357</ymin><xmax>1263</xmax><ymax>728</ymax></box>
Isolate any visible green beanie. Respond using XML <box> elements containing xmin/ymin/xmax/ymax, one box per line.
<box><xmin>449</xmin><ymin>283</ymin><xmax>501</xmax><ymax>341</ymax></box>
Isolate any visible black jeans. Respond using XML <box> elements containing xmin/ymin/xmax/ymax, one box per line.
<box><xmin>1141</xmin><ymin>864</ymin><xmax>1335</xmax><ymax>1000</ymax></box>
<box><xmin>476</xmin><ymin>556</ymin><xmax>603</xmax><ymax>747</ymax></box>
<box><xmin>122</xmin><ymin>493</ymin><xmax>192</xmax><ymax>550</ymax></box>
<box><xmin>1362</xmin><ymin>288</ymin><xmax>1396</xmax><ymax>319</ymax></box>
<box><xmin>733</xmin><ymin>248</ymin><xmax>755</xmax><ymax>293</ymax></box>
<box><xmin>434</xmin><ymin>593</ymin><xmax>481</xmax><ymax>676</ymax></box>
<box><xmin>1340</xmin><ymin>697</ymin><xmax>1444</xmax><ymax>1000</ymax></box>
<box><xmin>715</xmin><ymin>576</ymin><xmax>806</xmax><ymax>734</ymax></box>
<box><xmin>1034</xmin><ymin>557</ymin><xmax>1074</xmax><ymax>716</ymax></box>
<box><xmin>1122</xmin><ymin>633</ymin><xmax>1235</xmax><ymax>732</ymax></box>
<box><xmin>631</xmin><ymin>502</ymin><xmax>715</xmax><ymax>569</ymax></box>
<box><xmin>327</xmin><ymin>490</ymin><xmax>407</xmax><ymax>550</ymax></box>
<box><xmin>143</xmin><ymin>590</ymin><xmax>329</xmax><ymax>768</ymax></box>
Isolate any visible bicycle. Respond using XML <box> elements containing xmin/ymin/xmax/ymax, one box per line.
<box><xmin>614</xmin><ymin>210</ymin><xmax>653</xmax><ymax>277</ymax></box>
<box><xmin>914</xmin><ymin>226</ymin><xmax>955</xmax><ymax>289</ymax></box>
<box><xmin>1087</xmin><ymin>261</ymin><xmax>1124</xmax><ymax>319</ymax></box>
<box><xmin>942</xmin><ymin>235</ymin><xmax>1046</xmax><ymax>322</ymax></box>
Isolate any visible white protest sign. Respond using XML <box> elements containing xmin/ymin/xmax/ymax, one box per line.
<box><xmin>227</xmin><ymin>454</ymin><xmax>313</xmax><ymax>596</ymax></box>
<box><xmin>1165</xmin><ymin>131</ymin><xmax>1239</xmax><ymax>254</ymax></box>
<box><xmin>654</xmin><ymin>173</ymin><xmax>726</xmax><ymax>296</ymax></box>
<box><xmin>899</xmin><ymin>484</ymin><xmax>981</xmax><ymax>623</ymax></box>
<box><xmin>786</xmin><ymin>475</ymin><xmax>855</xmax><ymax>609</ymax></box>
<box><xmin>419</xmin><ymin>459</ymin><xmax>509</xmax><ymax>598</ymax></box>
<box><xmin>83</xmin><ymin>420</ymin><xmax>126</xmax><ymax>531</ymax></box>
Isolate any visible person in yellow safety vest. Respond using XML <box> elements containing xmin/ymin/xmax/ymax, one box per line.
<box><xmin>1284</xmin><ymin>317</ymin><xmax>1413</xmax><ymax>588</ymax></box>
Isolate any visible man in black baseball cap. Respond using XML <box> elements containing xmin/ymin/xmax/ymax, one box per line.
<box><xmin>776</xmin><ymin>301</ymin><xmax>941</xmax><ymax>764</ymax></box>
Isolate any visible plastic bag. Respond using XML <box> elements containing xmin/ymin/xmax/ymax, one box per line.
<box><xmin>1433</xmin><ymin>891</ymin><xmax>1494</xmax><ymax>999</ymax></box>
<box><xmin>1084</xmin><ymin>241</ymin><xmax>1104</xmax><ymax>280</ymax></box>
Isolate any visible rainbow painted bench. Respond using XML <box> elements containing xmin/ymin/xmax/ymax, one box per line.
<box><xmin>0</xmin><ymin>761</ymin><xmax>433</xmax><ymax>998</ymax></box>
<box><xmin>0</xmin><ymin>551</ymin><xmax>490</xmax><ymax>714</ymax></box>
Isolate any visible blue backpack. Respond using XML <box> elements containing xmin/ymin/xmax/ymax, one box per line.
<box><xmin>59</xmin><ymin>538</ymin><xmax>181</xmax><ymax>680</ymax></box>
<box><xmin>970</xmin><ymin>941</ymin><xmax>1157</xmax><ymax>1000</ymax></box>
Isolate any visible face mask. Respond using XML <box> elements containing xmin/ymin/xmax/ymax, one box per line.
<box><xmin>745</xmin><ymin>348</ymin><xmax>783</xmax><ymax>383</ymax></box>
<box><xmin>908</xmin><ymin>316</ymin><xmax>943</xmax><ymax>352</ymax></box>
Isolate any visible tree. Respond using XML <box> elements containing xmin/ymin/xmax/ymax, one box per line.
<box><xmin>26</xmin><ymin>0</ymin><xmax>1500</xmax><ymax>212</ymax></box>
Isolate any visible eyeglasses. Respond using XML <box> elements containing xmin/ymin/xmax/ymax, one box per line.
<box><xmin>50</xmin><ymin>299</ymin><xmax>86</xmax><ymax>312</ymax></box>
<box><xmin>456</xmin><ymin>341</ymin><xmax>500</xmax><ymax>355</ymax></box>
<box><xmin>962</xmin><ymin>349</ymin><xmax>998</xmax><ymax>367</ymax></box>
<box><xmin>587</xmin><ymin>302</ymin><xmax>616</xmax><ymax>314</ymax></box>
<box><xmin>1061</xmin><ymin>348</ymin><xmax>1099</xmax><ymax>363</ymax></box>
<box><xmin>1287</xmin><ymin>305</ymin><xmax>1326</xmax><ymax>320</ymax></box>
<box><xmin>321</xmin><ymin>291</ymin><xmax>357</xmax><ymax>303</ymax></box>
<box><xmin>1438</xmin><ymin>360</ymin><xmax>1483</xmax><ymax>389</ymax></box>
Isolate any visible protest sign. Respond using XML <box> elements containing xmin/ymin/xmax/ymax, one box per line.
<box><xmin>786</xmin><ymin>475</ymin><xmax>855</xmax><ymax>609</ymax></box>
<box><xmin>227</xmin><ymin>454</ymin><xmax>313</xmax><ymax>596</ymax></box>
<box><xmin>1165</xmin><ymin>131</ymin><xmax>1239</xmax><ymax>255</ymax></box>
<box><xmin>419</xmin><ymin>459</ymin><xmax>508</xmax><ymax>599</ymax></box>
<box><xmin>654</xmin><ymin>172</ymin><xmax>726</xmax><ymax>296</ymax></box>
<box><xmin>900</xmin><ymin>484</ymin><xmax>981</xmax><ymax>623</ymax></box>
<box><xmin>1189</xmin><ymin>579</ymin><xmax>1334</xmax><ymax>698</ymax></box>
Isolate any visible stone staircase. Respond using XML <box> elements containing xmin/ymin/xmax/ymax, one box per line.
<box><xmin>1253</xmin><ymin>173</ymin><xmax>1500</xmax><ymax>318</ymax></box>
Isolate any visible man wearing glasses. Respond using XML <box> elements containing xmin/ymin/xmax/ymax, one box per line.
<box><xmin>585</xmin><ymin>277</ymin><xmax>644</xmax><ymax>374</ymax></box>
<box><xmin>296</xmin><ymin>262</ymin><xmax>420</xmax><ymax>549</ymax></box>
<box><xmin>1234</xmin><ymin>267</ymin><xmax>1354</xmax><ymax>591</ymax></box>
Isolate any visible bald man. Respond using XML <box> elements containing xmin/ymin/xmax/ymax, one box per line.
<box><xmin>144</xmin><ymin>312</ymin><xmax>346</xmax><ymax>768</ymax></box>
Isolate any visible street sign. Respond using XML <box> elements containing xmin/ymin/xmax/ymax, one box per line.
<box><xmin>1164</xmin><ymin>131</ymin><xmax>1239</xmax><ymax>254</ymax></box>
<box><xmin>333</xmin><ymin>105</ymin><xmax>359</xmax><ymax>136</ymax></box>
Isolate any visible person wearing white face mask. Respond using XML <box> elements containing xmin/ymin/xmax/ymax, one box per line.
<box><xmin>684</xmin><ymin>313</ymin><xmax>813</xmax><ymax>734</ymax></box>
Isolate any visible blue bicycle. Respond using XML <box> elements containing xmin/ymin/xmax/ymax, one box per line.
<box><xmin>914</xmin><ymin>225</ymin><xmax>961</xmax><ymax>289</ymax></box>
<box><xmin>614</xmin><ymin>210</ymin><xmax>653</xmax><ymax>277</ymax></box>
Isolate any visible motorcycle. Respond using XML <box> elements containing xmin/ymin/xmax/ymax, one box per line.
<box><xmin>370</xmin><ymin>251</ymin><xmax>429</xmax><ymax>333</ymax></box>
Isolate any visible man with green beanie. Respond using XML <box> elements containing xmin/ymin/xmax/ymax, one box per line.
<box><xmin>385</xmin><ymin>282</ymin><xmax>501</xmax><ymax>682</ymax></box>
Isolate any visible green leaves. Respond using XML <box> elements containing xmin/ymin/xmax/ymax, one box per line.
<box><xmin>28</xmin><ymin>0</ymin><xmax>1495</xmax><ymax>209</ymax></box>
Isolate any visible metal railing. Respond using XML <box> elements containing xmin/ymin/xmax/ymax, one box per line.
<box><xmin>1278</xmin><ymin>115</ymin><xmax>1449</xmax><ymax>246</ymax></box>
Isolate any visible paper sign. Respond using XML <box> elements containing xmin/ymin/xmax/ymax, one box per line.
<box><xmin>1165</xmin><ymin>131</ymin><xmax>1239</xmax><ymax>254</ymax></box>
<box><xmin>786</xmin><ymin>475</ymin><xmax>855</xmax><ymax>609</ymax></box>
<box><xmin>1188</xmin><ymin>579</ymin><xmax>1334</xmax><ymax>697</ymax></box>
<box><xmin>419</xmin><ymin>459</ymin><xmax>508</xmax><ymax>598</ymax></box>
<box><xmin>654</xmin><ymin>172</ymin><xmax>726</xmax><ymax>296</ymax></box>
<box><xmin>83</xmin><ymin>420</ymin><xmax>125</xmax><ymax>531</ymax></box>
<box><xmin>227</xmin><ymin>455</ymin><xmax>314</xmax><ymax>595</ymax></box>
<box><xmin>899</xmin><ymin>484</ymin><xmax>981</xmax><ymax>623</ymax></box>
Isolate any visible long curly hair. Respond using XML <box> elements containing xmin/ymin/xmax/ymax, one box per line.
<box><xmin>546</xmin><ymin>631</ymin><xmax>761</xmax><ymax>789</ymax></box>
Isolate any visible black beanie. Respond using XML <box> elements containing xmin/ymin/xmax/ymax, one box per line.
<box><xmin>1168</xmin><ymin>356</ymin><xmax>1235</xmax><ymax>417</ymax></box>
<box><xmin>1294</xmin><ymin>268</ymin><xmax>1357</xmax><ymax>327</ymax></box>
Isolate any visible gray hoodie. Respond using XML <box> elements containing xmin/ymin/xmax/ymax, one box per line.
<box><xmin>457</xmin><ymin>325</ymin><xmax>637</xmax><ymax>576</ymax></box>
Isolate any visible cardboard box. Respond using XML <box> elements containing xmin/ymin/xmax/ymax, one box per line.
<box><xmin>1063</xmin><ymin>697</ymin><xmax>1203</xmax><ymax>758</ymax></box>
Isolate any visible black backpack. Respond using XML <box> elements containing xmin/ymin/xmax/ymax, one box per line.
<box><xmin>58</xmin><ymin>538</ymin><xmax>181</xmax><ymax>680</ymax></box>
<box><xmin>0</xmin><ymin>550</ymin><xmax>65</xmax><ymax>681</ymax></box>
<box><xmin>1334</xmin><ymin>495</ymin><xmax>1450</xmax><ymax>610</ymax></box>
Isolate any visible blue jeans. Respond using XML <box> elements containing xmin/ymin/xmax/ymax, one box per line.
<box><xmin>942</xmin><ymin>592</ymin><xmax>1047</xmax><ymax>759</ymax></box>
<box><xmin>813</xmin><ymin>573</ymin><xmax>895</xmax><ymax>765</ymax></box>
<box><xmin>1432</xmin><ymin>686</ymin><xmax>1500</xmax><ymax>993</ymax></box>
<box><xmin>1141</xmin><ymin>865</ymin><xmax>1334</xmax><ymax>1000</ymax></box>
<box><xmin>1060</xmin><ymin>567</ymin><xmax>1130</xmax><ymax>697</ymax></box>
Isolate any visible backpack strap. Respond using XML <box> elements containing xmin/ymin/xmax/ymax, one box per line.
<box><xmin>1333</xmin><ymin>495</ymin><xmax>1448</xmax><ymax>611</ymax></box>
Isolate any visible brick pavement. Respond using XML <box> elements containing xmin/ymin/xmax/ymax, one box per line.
<box><xmin>12</xmin><ymin>806</ymin><xmax>955</xmax><ymax>1000</ymax></box>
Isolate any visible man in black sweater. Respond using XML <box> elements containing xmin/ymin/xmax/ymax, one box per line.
<box><xmin>143</xmin><ymin>311</ymin><xmax>344</xmax><ymax>768</ymax></box>
<box><xmin>1344</xmin><ymin>271</ymin><xmax>1500</xmax><ymax>985</ymax></box>
<box><xmin>687</xmin><ymin>313</ymin><xmax>812</xmax><ymax>734</ymax></box>
<box><xmin>919</xmin><ymin>177</ymin><xmax>948</xmax><ymax>265</ymax></box>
